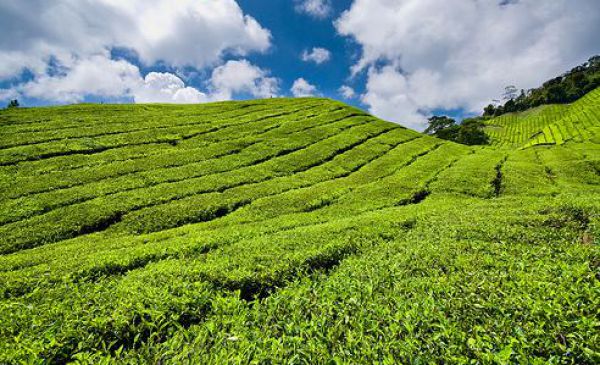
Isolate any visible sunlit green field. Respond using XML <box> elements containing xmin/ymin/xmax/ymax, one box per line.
<box><xmin>1</xmin><ymin>92</ymin><xmax>599</xmax><ymax>363</ymax></box>
<box><xmin>484</xmin><ymin>88</ymin><xmax>600</xmax><ymax>148</ymax></box>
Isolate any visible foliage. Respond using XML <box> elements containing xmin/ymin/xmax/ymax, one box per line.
<box><xmin>425</xmin><ymin>115</ymin><xmax>489</xmax><ymax>145</ymax></box>
<box><xmin>6</xmin><ymin>99</ymin><xmax>19</xmax><ymax>108</ymax></box>
<box><xmin>0</xmin><ymin>95</ymin><xmax>599</xmax><ymax>363</ymax></box>
<box><xmin>483</xmin><ymin>87</ymin><xmax>600</xmax><ymax>148</ymax></box>
<box><xmin>423</xmin><ymin>115</ymin><xmax>457</xmax><ymax>136</ymax></box>
<box><xmin>484</xmin><ymin>55</ymin><xmax>600</xmax><ymax>117</ymax></box>
<box><xmin>456</xmin><ymin>118</ymin><xmax>490</xmax><ymax>145</ymax></box>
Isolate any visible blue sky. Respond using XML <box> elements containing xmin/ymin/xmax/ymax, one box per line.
<box><xmin>1</xmin><ymin>0</ymin><xmax>599</xmax><ymax>130</ymax></box>
<box><xmin>236</xmin><ymin>0</ymin><xmax>360</xmax><ymax>100</ymax></box>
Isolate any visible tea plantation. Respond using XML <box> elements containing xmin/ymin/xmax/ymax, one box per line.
<box><xmin>483</xmin><ymin>88</ymin><xmax>600</xmax><ymax>148</ymax></box>
<box><xmin>0</xmin><ymin>92</ymin><xmax>599</xmax><ymax>363</ymax></box>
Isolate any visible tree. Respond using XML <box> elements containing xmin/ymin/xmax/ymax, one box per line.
<box><xmin>502</xmin><ymin>85</ymin><xmax>518</xmax><ymax>101</ymax></box>
<box><xmin>436</xmin><ymin>124</ymin><xmax>460</xmax><ymax>141</ymax></box>
<box><xmin>456</xmin><ymin>118</ymin><xmax>489</xmax><ymax>145</ymax></box>
<box><xmin>493</xmin><ymin>105</ymin><xmax>505</xmax><ymax>117</ymax></box>
<box><xmin>503</xmin><ymin>99</ymin><xmax>516</xmax><ymax>113</ymax></box>
<box><xmin>424</xmin><ymin>115</ymin><xmax>488</xmax><ymax>145</ymax></box>
<box><xmin>484</xmin><ymin>55</ymin><xmax>600</xmax><ymax>117</ymax></box>
<box><xmin>546</xmin><ymin>84</ymin><xmax>567</xmax><ymax>103</ymax></box>
<box><xmin>483</xmin><ymin>104</ymin><xmax>496</xmax><ymax>117</ymax></box>
<box><xmin>588</xmin><ymin>55</ymin><xmax>600</xmax><ymax>69</ymax></box>
<box><xmin>571</xmin><ymin>72</ymin><xmax>587</xmax><ymax>89</ymax></box>
<box><xmin>424</xmin><ymin>116</ymin><xmax>460</xmax><ymax>142</ymax></box>
<box><xmin>7</xmin><ymin>99</ymin><xmax>19</xmax><ymax>108</ymax></box>
<box><xmin>424</xmin><ymin>116</ymin><xmax>456</xmax><ymax>136</ymax></box>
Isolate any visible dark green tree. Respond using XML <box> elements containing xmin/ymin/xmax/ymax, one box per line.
<box><xmin>425</xmin><ymin>115</ymin><xmax>488</xmax><ymax>145</ymax></box>
<box><xmin>424</xmin><ymin>116</ymin><xmax>456</xmax><ymax>135</ymax></box>
<box><xmin>483</xmin><ymin>104</ymin><xmax>496</xmax><ymax>117</ymax></box>
<box><xmin>503</xmin><ymin>99</ymin><xmax>516</xmax><ymax>113</ymax></box>
<box><xmin>493</xmin><ymin>105</ymin><xmax>505</xmax><ymax>117</ymax></box>
<box><xmin>486</xmin><ymin>55</ymin><xmax>600</xmax><ymax>117</ymax></box>
<box><xmin>7</xmin><ymin>99</ymin><xmax>19</xmax><ymax>108</ymax></box>
<box><xmin>456</xmin><ymin>118</ymin><xmax>490</xmax><ymax>145</ymax></box>
<box><xmin>546</xmin><ymin>84</ymin><xmax>567</xmax><ymax>103</ymax></box>
<box><xmin>588</xmin><ymin>55</ymin><xmax>600</xmax><ymax>68</ymax></box>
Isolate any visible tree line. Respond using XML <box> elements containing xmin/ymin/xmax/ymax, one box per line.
<box><xmin>424</xmin><ymin>116</ymin><xmax>489</xmax><ymax>145</ymax></box>
<box><xmin>425</xmin><ymin>55</ymin><xmax>599</xmax><ymax>145</ymax></box>
<box><xmin>484</xmin><ymin>55</ymin><xmax>600</xmax><ymax>117</ymax></box>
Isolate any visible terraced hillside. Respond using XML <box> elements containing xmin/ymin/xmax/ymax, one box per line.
<box><xmin>0</xmin><ymin>97</ymin><xmax>599</xmax><ymax>363</ymax></box>
<box><xmin>484</xmin><ymin>87</ymin><xmax>600</xmax><ymax>148</ymax></box>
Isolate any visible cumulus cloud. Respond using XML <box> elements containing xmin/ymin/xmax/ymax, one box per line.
<box><xmin>0</xmin><ymin>0</ymin><xmax>271</xmax><ymax>80</ymax></box>
<box><xmin>294</xmin><ymin>0</ymin><xmax>332</xmax><ymax>19</ymax></box>
<box><xmin>291</xmin><ymin>78</ymin><xmax>318</xmax><ymax>97</ymax></box>
<box><xmin>210</xmin><ymin>60</ymin><xmax>279</xmax><ymax>100</ymax></box>
<box><xmin>336</xmin><ymin>0</ymin><xmax>600</xmax><ymax>130</ymax></box>
<box><xmin>0</xmin><ymin>88</ymin><xmax>19</xmax><ymax>101</ymax></box>
<box><xmin>0</xmin><ymin>0</ymin><xmax>278</xmax><ymax>105</ymax></box>
<box><xmin>13</xmin><ymin>55</ymin><xmax>206</xmax><ymax>104</ymax></box>
<box><xmin>21</xmin><ymin>55</ymin><xmax>141</xmax><ymax>103</ymax></box>
<box><xmin>8</xmin><ymin>53</ymin><xmax>275</xmax><ymax>105</ymax></box>
<box><xmin>361</xmin><ymin>66</ymin><xmax>428</xmax><ymax>130</ymax></box>
<box><xmin>339</xmin><ymin>85</ymin><xmax>355</xmax><ymax>99</ymax></box>
<box><xmin>301</xmin><ymin>47</ymin><xmax>331</xmax><ymax>64</ymax></box>
<box><xmin>135</xmin><ymin>60</ymin><xmax>279</xmax><ymax>104</ymax></box>
<box><xmin>134</xmin><ymin>72</ymin><xmax>208</xmax><ymax>103</ymax></box>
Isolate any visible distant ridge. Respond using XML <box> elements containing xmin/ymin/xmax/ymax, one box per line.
<box><xmin>483</xmin><ymin>87</ymin><xmax>600</xmax><ymax>147</ymax></box>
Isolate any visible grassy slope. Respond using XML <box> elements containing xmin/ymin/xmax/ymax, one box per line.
<box><xmin>483</xmin><ymin>87</ymin><xmax>600</xmax><ymax>148</ymax></box>
<box><xmin>0</xmin><ymin>96</ymin><xmax>599</xmax><ymax>364</ymax></box>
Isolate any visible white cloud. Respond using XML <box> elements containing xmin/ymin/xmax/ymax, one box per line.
<box><xmin>291</xmin><ymin>78</ymin><xmax>318</xmax><ymax>97</ymax></box>
<box><xmin>339</xmin><ymin>85</ymin><xmax>355</xmax><ymax>99</ymax></box>
<box><xmin>336</xmin><ymin>0</ymin><xmax>600</xmax><ymax>130</ymax></box>
<box><xmin>0</xmin><ymin>88</ymin><xmax>19</xmax><ymax>102</ymax></box>
<box><xmin>210</xmin><ymin>60</ymin><xmax>279</xmax><ymax>100</ymax></box>
<box><xmin>21</xmin><ymin>55</ymin><xmax>141</xmax><ymax>103</ymax></box>
<box><xmin>134</xmin><ymin>72</ymin><xmax>208</xmax><ymax>103</ymax></box>
<box><xmin>9</xmin><ymin>56</ymin><xmax>275</xmax><ymax>104</ymax></box>
<box><xmin>294</xmin><ymin>0</ymin><xmax>332</xmax><ymax>19</ymax></box>
<box><xmin>0</xmin><ymin>0</ymin><xmax>278</xmax><ymax>105</ymax></box>
<box><xmin>301</xmin><ymin>47</ymin><xmax>331</xmax><ymax>64</ymax></box>
<box><xmin>361</xmin><ymin>66</ymin><xmax>428</xmax><ymax>130</ymax></box>
<box><xmin>0</xmin><ymin>0</ymin><xmax>271</xmax><ymax>80</ymax></box>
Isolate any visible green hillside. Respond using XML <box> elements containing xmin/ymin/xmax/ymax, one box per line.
<box><xmin>484</xmin><ymin>87</ymin><xmax>600</xmax><ymax>148</ymax></box>
<box><xmin>0</xmin><ymin>96</ymin><xmax>599</xmax><ymax>363</ymax></box>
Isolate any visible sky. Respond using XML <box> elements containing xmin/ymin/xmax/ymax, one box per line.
<box><xmin>0</xmin><ymin>0</ymin><xmax>599</xmax><ymax>131</ymax></box>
